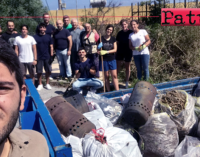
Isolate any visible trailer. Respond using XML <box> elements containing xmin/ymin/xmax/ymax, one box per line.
<box><xmin>19</xmin><ymin>77</ymin><xmax>200</xmax><ymax>156</ymax></box>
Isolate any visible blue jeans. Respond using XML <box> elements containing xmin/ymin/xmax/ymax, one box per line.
<box><xmin>133</xmin><ymin>55</ymin><xmax>150</xmax><ymax>80</ymax></box>
<box><xmin>56</xmin><ymin>49</ymin><xmax>72</xmax><ymax>77</ymax></box>
<box><xmin>72</xmin><ymin>78</ymin><xmax>103</xmax><ymax>92</ymax></box>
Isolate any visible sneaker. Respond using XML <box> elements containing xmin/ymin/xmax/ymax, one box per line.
<box><xmin>90</xmin><ymin>89</ymin><xmax>96</xmax><ymax>93</ymax></box>
<box><xmin>49</xmin><ymin>76</ymin><xmax>53</xmax><ymax>80</ymax></box>
<box><xmin>44</xmin><ymin>84</ymin><xmax>52</xmax><ymax>90</ymax></box>
<box><xmin>37</xmin><ymin>84</ymin><xmax>43</xmax><ymax>91</ymax></box>
<box><xmin>125</xmin><ymin>82</ymin><xmax>129</xmax><ymax>89</ymax></box>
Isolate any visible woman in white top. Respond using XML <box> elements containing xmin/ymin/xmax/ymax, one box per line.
<box><xmin>129</xmin><ymin>20</ymin><xmax>151</xmax><ymax>80</ymax></box>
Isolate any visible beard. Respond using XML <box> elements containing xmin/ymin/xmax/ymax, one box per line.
<box><xmin>0</xmin><ymin>100</ymin><xmax>20</xmax><ymax>144</ymax></box>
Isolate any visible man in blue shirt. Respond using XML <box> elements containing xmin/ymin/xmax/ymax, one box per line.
<box><xmin>35</xmin><ymin>13</ymin><xmax>55</xmax><ymax>37</ymax></box>
<box><xmin>53</xmin><ymin>20</ymin><xmax>72</xmax><ymax>81</ymax></box>
<box><xmin>69</xmin><ymin>18</ymin><xmax>85</xmax><ymax>76</ymax></box>
<box><xmin>73</xmin><ymin>47</ymin><xmax>103</xmax><ymax>94</ymax></box>
<box><xmin>34</xmin><ymin>23</ymin><xmax>54</xmax><ymax>91</ymax></box>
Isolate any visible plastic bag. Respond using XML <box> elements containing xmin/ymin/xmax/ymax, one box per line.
<box><xmin>138</xmin><ymin>113</ymin><xmax>179</xmax><ymax>157</ymax></box>
<box><xmin>193</xmin><ymin>97</ymin><xmax>200</xmax><ymax>118</ymax></box>
<box><xmin>159</xmin><ymin>90</ymin><xmax>197</xmax><ymax>139</ymax></box>
<box><xmin>82</xmin><ymin>127</ymin><xmax>142</xmax><ymax>157</ymax></box>
<box><xmin>174</xmin><ymin>136</ymin><xmax>200</xmax><ymax>157</ymax></box>
<box><xmin>62</xmin><ymin>135</ymin><xmax>83</xmax><ymax>157</ymax></box>
<box><xmin>83</xmin><ymin>103</ymin><xmax>113</xmax><ymax>129</ymax></box>
<box><xmin>85</xmin><ymin>92</ymin><xmax>123</xmax><ymax>125</ymax></box>
<box><xmin>120</xmin><ymin>93</ymin><xmax>131</xmax><ymax>104</ymax></box>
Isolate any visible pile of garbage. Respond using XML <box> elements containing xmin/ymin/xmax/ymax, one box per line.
<box><xmin>45</xmin><ymin>81</ymin><xmax>200</xmax><ymax>157</ymax></box>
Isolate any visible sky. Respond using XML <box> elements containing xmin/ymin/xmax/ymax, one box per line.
<box><xmin>42</xmin><ymin>0</ymin><xmax>137</xmax><ymax>10</ymax></box>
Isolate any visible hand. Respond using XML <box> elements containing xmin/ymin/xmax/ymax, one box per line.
<box><xmin>97</xmin><ymin>42</ymin><xmax>103</xmax><ymax>49</ymax></box>
<box><xmin>97</xmin><ymin>51</ymin><xmax>100</xmax><ymax>55</ymax></box>
<box><xmin>139</xmin><ymin>45</ymin><xmax>146</xmax><ymax>51</ymax></box>
<box><xmin>79</xmin><ymin>25</ymin><xmax>84</xmax><ymax>30</ymax></box>
<box><xmin>67</xmin><ymin>50</ymin><xmax>71</xmax><ymax>56</ymax></box>
<box><xmin>51</xmin><ymin>53</ymin><xmax>53</xmax><ymax>57</ymax></box>
<box><xmin>79</xmin><ymin>67</ymin><xmax>84</xmax><ymax>74</ymax></box>
<box><xmin>93</xmin><ymin>29</ymin><xmax>97</xmax><ymax>34</ymax></box>
<box><xmin>100</xmin><ymin>50</ymin><xmax>108</xmax><ymax>56</ymax></box>
<box><xmin>12</xmin><ymin>31</ymin><xmax>18</xmax><ymax>34</ymax></box>
<box><xmin>32</xmin><ymin>60</ymin><xmax>37</xmax><ymax>65</ymax></box>
<box><xmin>135</xmin><ymin>47</ymin><xmax>139</xmax><ymax>51</ymax></box>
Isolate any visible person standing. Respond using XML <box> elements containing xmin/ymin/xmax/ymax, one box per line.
<box><xmin>34</xmin><ymin>23</ymin><xmax>54</xmax><ymax>91</ymax></box>
<box><xmin>14</xmin><ymin>25</ymin><xmax>37</xmax><ymax>83</ymax></box>
<box><xmin>69</xmin><ymin>18</ymin><xmax>85</xmax><ymax>76</ymax></box>
<box><xmin>2</xmin><ymin>20</ymin><xmax>20</xmax><ymax>48</ymax></box>
<box><xmin>80</xmin><ymin>23</ymin><xmax>99</xmax><ymax>78</ymax></box>
<box><xmin>116</xmin><ymin>19</ymin><xmax>133</xmax><ymax>88</ymax></box>
<box><xmin>63</xmin><ymin>15</ymin><xmax>73</xmax><ymax>30</ymax></box>
<box><xmin>53</xmin><ymin>20</ymin><xmax>72</xmax><ymax>80</ymax></box>
<box><xmin>36</xmin><ymin>13</ymin><xmax>56</xmax><ymax>36</ymax></box>
<box><xmin>73</xmin><ymin>47</ymin><xmax>103</xmax><ymax>94</ymax></box>
<box><xmin>129</xmin><ymin>20</ymin><xmax>151</xmax><ymax>81</ymax></box>
<box><xmin>98</xmin><ymin>24</ymin><xmax>119</xmax><ymax>92</ymax></box>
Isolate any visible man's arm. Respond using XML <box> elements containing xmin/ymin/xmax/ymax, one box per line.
<box><xmin>89</xmin><ymin>66</ymin><xmax>96</xmax><ymax>76</ymax></box>
<box><xmin>67</xmin><ymin>35</ymin><xmax>72</xmax><ymax>56</ymax></box>
<box><xmin>50</xmin><ymin>44</ymin><xmax>54</xmax><ymax>56</ymax></box>
<box><xmin>75</xmin><ymin>70</ymin><xmax>81</xmax><ymax>78</ymax></box>
<box><xmin>15</xmin><ymin>45</ymin><xmax>19</xmax><ymax>56</ymax></box>
<box><xmin>32</xmin><ymin>44</ymin><xmax>37</xmax><ymax>65</ymax></box>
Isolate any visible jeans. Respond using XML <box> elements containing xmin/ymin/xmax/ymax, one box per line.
<box><xmin>133</xmin><ymin>55</ymin><xmax>150</xmax><ymax>80</ymax></box>
<box><xmin>56</xmin><ymin>48</ymin><xmax>72</xmax><ymax>77</ymax></box>
<box><xmin>72</xmin><ymin>78</ymin><xmax>103</xmax><ymax>92</ymax></box>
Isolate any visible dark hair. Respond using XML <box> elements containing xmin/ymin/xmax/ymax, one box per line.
<box><xmin>7</xmin><ymin>20</ymin><xmax>14</xmax><ymax>26</ymax></box>
<box><xmin>130</xmin><ymin>20</ymin><xmax>139</xmax><ymax>25</ymax></box>
<box><xmin>38</xmin><ymin>23</ymin><xmax>46</xmax><ymax>28</ymax></box>
<box><xmin>63</xmin><ymin>15</ymin><xmax>70</xmax><ymax>20</ymax></box>
<box><xmin>20</xmin><ymin>25</ymin><xmax>29</xmax><ymax>31</ymax></box>
<box><xmin>120</xmin><ymin>19</ymin><xmax>128</xmax><ymax>26</ymax></box>
<box><xmin>106</xmin><ymin>24</ymin><xmax>114</xmax><ymax>34</ymax></box>
<box><xmin>0</xmin><ymin>38</ymin><xmax>23</xmax><ymax>90</ymax></box>
<box><xmin>78</xmin><ymin>47</ymin><xmax>85</xmax><ymax>52</ymax></box>
<box><xmin>43</xmin><ymin>13</ymin><xmax>49</xmax><ymax>17</ymax></box>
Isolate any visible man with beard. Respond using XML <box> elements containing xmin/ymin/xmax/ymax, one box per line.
<box><xmin>0</xmin><ymin>38</ymin><xmax>49</xmax><ymax>157</ymax></box>
<box><xmin>36</xmin><ymin>13</ymin><xmax>55</xmax><ymax>36</ymax></box>
<box><xmin>63</xmin><ymin>15</ymin><xmax>72</xmax><ymax>30</ymax></box>
<box><xmin>34</xmin><ymin>23</ymin><xmax>53</xmax><ymax>91</ymax></box>
<box><xmin>53</xmin><ymin>20</ymin><xmax>72</xmax><ymax>81</ymax></box>
<box><xmin>69</xmin><ymin>18</ymin><xmax>85</xmax><ymax>76</ymax></box>
<box><xmin>14</xmin><ymin>25</ymin><xmax>37</xmax><ymax>83</ymax></box>
<box><xmin>2</xmin><ymin>20</ymin><xmax>20</xmax><ymax>48</ymax></box>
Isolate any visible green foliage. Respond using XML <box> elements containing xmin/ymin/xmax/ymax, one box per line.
<box><xmin>0</xmin><ymin>0</ymin><xmax>48</xmax><ymax>35</ymax></box>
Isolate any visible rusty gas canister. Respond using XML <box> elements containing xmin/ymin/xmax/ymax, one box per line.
<box><xmin>121</xmin><ymin>81</ymin><xmax>157</xmax><ymax>129</ymax></box>
<box><xmin>45</xmin><ymin>96</ymin><xmax>95</xmax><ymax>138</ymax></box>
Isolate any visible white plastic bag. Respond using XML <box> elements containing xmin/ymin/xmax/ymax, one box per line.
<box><xmin>139</xmin><ymin>113</ymin><xmax>179</xmax><ymax>157</ymax></box>
<box><xmin>174</xmin><ymin>136</ymin><xmax>200</xmax><ymax>157</ymax></box>
<box><xmin>120</xmin><ymin>93</ymin><xmax>131</xmax><ymax>104</ymax></box>
<box><xmin>62</xmin><ymin>135</ymin><xmax>83</xmax><ymax>157</ymax></box>
<box><xmin>83</xmin><ymin>103</ymin><xmax>113</xmax><ymax>129</ymax></box>
<box><xmin>82</xmin><ymin>127</ymin><xmax>142</xmax><ymax>157</ymax></box>
<box><xmin>85</xmin><ymin>92</ymin><xmax>123</xmax><ymax>125</ymax></box>
<box><xmin>159</xmin><ymin>90</ymin><xmax>197</xmax><ymax>139</ymax></box>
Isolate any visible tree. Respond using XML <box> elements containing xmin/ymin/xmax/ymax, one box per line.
<box><xmin>0</xmin><ymin>0</ymin><xmax>48</xmax><ymax>35</ymax></box>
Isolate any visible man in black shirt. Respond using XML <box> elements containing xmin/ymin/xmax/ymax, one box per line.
<box><xmin>35</xmin><ymin>13</ymin><xmax>56</xmax><ymax>37</ymax></box>
<box><xmin>1</xmin><ymin>20</ymin><xmax>20</xmax><ymax>48</ymax></box>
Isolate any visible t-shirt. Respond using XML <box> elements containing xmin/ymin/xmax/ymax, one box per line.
<box><xmin>14</xmin><ymin>35</ymin><xmax>37</xmax><ymax>63</ymax></box>
<box><xmin>34</xmin><ymin>34</ymin><xmax>53</xmax><ymax>60</ymax></box>
<box><xmin>129</xmin><ymin>29</ymin><xmax>149</xmax><ymax>56</ymax></box>
<box><xmin>53</xmin><ymin>28</ymin><xmax>71</xmax><ymax>50</ymax></box>
<box><xmin>100</xmin><ymin>36</ymin><xmax>116</xmax><ymax>61</ymax></box>
<box><xmin>2</xmin><ymin>32</ymin><xmax>20</xmax><ymax>47</ymax></box>
<box><xmin>116</xmin><ymin>30</ymin><xmax>133</xmax><ymax>53</ymax></box>
<box><xmin>64</xmin><ymin>23</ymin><xmax>72</xmax><ymax>29</ymax></box>
<box><xmin>74</xmin><ymin>58</ymin><xmax>95</xmax><ymax>78</ymax></box>
<box><xmin>35</xmin><ymin>24</ymin><xmax>55</xmax><ymax>36</ymax></box>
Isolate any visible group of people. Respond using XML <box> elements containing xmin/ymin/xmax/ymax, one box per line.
<box><xmin>0</xmin><ymin>13</ymin><xmax>151</xmax><ymax>93</ymax></box>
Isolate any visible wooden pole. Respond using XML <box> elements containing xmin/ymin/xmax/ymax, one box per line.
<box><xmin>100</xmin><ymin>34</ymin><xmax>106</xmax><ymax>93</ymax></box>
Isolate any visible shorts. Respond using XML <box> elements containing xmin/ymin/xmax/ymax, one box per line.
<box><xmin>20</xmin><ymin>63</ymin><xmax>35</xmax><ymax>77</ymax></box>
<box><xmin>36</xmin><ymin>59</ymin><xmax>52</xmax><ymax>73</ymax></box>
<box><xmin>99</xmin><ymin>60</ymin><xmax>117</xmax><ymax>72</ymax></box>
<box><xmin>115</xmin><ymin>51</ymin><xmax>132</xmax><ymax>62</ymax></box>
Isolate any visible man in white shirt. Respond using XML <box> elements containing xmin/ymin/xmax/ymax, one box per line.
<box><xmin>14</xmin><ymin>25</ymin><xmax>37</xmax><ymax>83</ymax></box>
